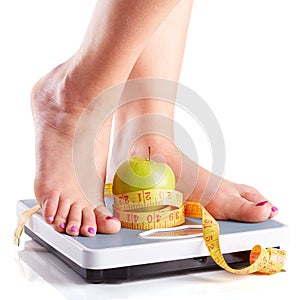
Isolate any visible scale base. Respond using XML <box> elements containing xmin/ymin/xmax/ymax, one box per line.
<box><xmin>25</xmin><ymin>227</ymin><xmax>253</xmax><ymax>283</ymax></box>
<box><xmin>17</xmin><ymin>199</ymin><xmax>288</xmax><ymax>283</ymax></box>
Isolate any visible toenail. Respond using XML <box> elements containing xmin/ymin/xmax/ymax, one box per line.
<box><xmin>59</xmin><ymin>223</ymin><xmax>66</xmax><ymax>229</ymax></box>
<box><xmin>47</xmin><ymin>216</ymin><xmax>54</xmax><ymax>222</ymax></box>
<box><xmin>88</xmin><ymin>227</ymin><xmax>95</xmax><ymax>234</ymax></box>
<box><xmin>255</xmin><ymin>201</ymin><xmax>269</xmax><ymax>206</ymax></box>
<box><xmin>70</xmin><ymin>225</ymin><xmax>79</xmax><ymax>232</ymax></box>
<box><xmin>271</xmin><ymin>206</ymin><xmax>278</xmax><ymax>212</ymax></box>
<box><xmin>106</xmin><ymin>215</ymin><xmax>119</xmax><ymax>221</ymax></box>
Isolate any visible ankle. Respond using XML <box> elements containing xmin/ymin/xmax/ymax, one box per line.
<box><xmin>61</xmin><ymin>57</ymin><xmax>101</xmax><ymax>107</ymax></box>
<box><xmin>31</xmin><ymin>60</ymin><xmax>95</xmax><ymax>114</ymax></box>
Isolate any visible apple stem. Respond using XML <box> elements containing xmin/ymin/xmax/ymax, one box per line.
<box><xmin>148</xmin><ymin>146</ymin><xmax>151</xmax><ymax>161</ymax></box>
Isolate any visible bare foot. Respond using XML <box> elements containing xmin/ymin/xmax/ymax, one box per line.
<box><xmin>31</xmin><ymin>62</ymin><xmax>120</xmax><ymax>236</ymax></box>
<box><xmin>202</xmin><ymin>178</ymin><xmax>278</xmax><ymax>222</ymax></box>
<box><xmin>112</xmin><ymin>134</ymin><xmax>278</xmax><ymax>223</ymax></box>
<box><xmin>175</xmin><ymin>155</ymin><xmax>278</xmax><ymax>222</ymax></box>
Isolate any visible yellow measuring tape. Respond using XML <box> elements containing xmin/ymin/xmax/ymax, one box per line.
<box><xmin>112</xmin><ymin>188</ymin><xmax>185</xmax><ymax>229</ymax></box>
<box><xmin>15</xmin><ymin>184</ymin><xmax>286</xmax><ymax>275</ymax></box>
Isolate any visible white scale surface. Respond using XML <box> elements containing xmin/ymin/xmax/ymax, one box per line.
<box><xmin>17</xmin><ymin>199</ymin><xmax>289</xmax><ymax>283</ymax></box>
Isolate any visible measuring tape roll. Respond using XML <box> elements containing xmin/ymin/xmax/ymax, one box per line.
<box><xmin>112</xmin><ymin>188</ymin><xmax>185</xmax><ymax>230</ymax></box>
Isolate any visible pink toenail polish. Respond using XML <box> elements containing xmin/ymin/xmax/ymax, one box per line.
<box><xmin>88</xmin><ymin>227</ymin><xmax>95</xmax><ymax>234</ymax></box>
<box><xmin>256</xmin><ymin>200</ymin><xmax>268</xmax><ymax>206</ymax></box>
<box><xmin>59</xmin><ymin>223</ymin><xmax>66</xmax><ymax>229</ymax></box>
<box><xmin>47</xmin><ymin>216</ymin><xmax>54</xmax><ymax>222</ymax></box>
<box><xmin>271</xmin><ymin>206</ymin><xmax>278</xmax><ymax>212</ymax></box>
<box><xmin>70</xmin><ymin>225</ymin><xmax>78</xmax><ymax>232</ymax></box>
<box><xmin>106</xmin><ymin>215</ymin><xmax>119</xmax><ymax>221</ymax></box>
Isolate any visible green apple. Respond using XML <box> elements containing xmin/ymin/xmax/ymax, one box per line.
<box><xmin>112</xmin><ymin>152</ymin><xmax>175</xmax><ymax>195</ymax></box>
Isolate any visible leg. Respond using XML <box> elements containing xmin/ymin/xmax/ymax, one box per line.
<box><xmin>109</xmin><ymin>0</ymin><xmax>193</xmax><ymax>173</ymax></box>
<box><xmin>31</xmin><ymin>0</ymin><xmax>182</xmax><ymax>236</ymax></box>
<box><xmin>110</xmin><ymin>0</ymin><xmax>278</xmax><ymax>222</ymax></box>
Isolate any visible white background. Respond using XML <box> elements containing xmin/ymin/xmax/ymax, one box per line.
<box><xmin>0</xmin><ymin>0</ymin><xmax>299</xmax><ymax>299</ymax></box>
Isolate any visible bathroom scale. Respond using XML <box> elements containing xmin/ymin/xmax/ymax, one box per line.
<box><xmin>16</xmin><ymin>199</ymin><xmax>288</xmax><ymax>283</ymax></box>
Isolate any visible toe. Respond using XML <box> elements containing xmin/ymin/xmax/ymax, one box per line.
<box><xmin>237</xmin><ymin>185</ymin><xmax>279</xmax><ymax>219</ymax></box>
<box><xmin>39</xmin><ymin>190</ymin><xmax>60</xmax><ymax>224</ymax></box>
<box><xmin>270</xmin><ymin>205</ymin><xmax>279</xmax><ymax>218</ymax></box>
<box><xmin>52</xmin><ymin>198</ymin><xmax>71</xmax><ymax>233</ymax></box>
<box><xmin>229</xmin><ymin>196</ymin><xmax>273</xmax><ymax>222</ymax></box>
<box><xmin>65</xmin><ymin>203</ymin><xmax>82</xmax><ymax>236</ymax></box>
<box><xmin>80</xmin><ymin>207</ymin><xmax>97</xmax><ymax>236</ymax></box>
<box><xmin>95</xmin><ymin>205</ymin><xmax>121</xmax><ymax>234</ymax></box>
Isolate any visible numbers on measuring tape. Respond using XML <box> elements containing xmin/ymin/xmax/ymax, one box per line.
<box><xmin>118</xmin><ymin>194</ymin><xmax>129</xmax><ymax>205</ymax></box>
<box><xmin>113</xmin><ymin>189</ymin><xmax>184</xmax><ymax>229</ymax></box>
<box><xmin>205</xmin><ymin>235</ymin><xmax>213</xmax><ymax>243</ymax></box>
<box><xmin>144</xmin><ymin>191</ymin><xmax>151</xmax><ymax>201</ymax></box>
<box><xmin>133</xmin><ymin>214</ymin><xmax>139</xmax><ymax>223</ymax></box>
<box><xmin>137</xmin><ymin>192</ymin><xmax>142</xmax><ymax>202</ymax></box>
<box><xmin>156</xmin><ymin>214</ymin><xmax>162</xmax><ymax>223</ymax></box>
<box><xmin>159</xmin><ymin>190</ymin><xmax>165</xmax><ymax>199</ymax></box>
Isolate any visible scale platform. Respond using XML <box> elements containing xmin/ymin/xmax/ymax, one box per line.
<box><xmin>17</xmin><ymin>199</ymin><xmax>288</xmax><ymax>283</ymax></box>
